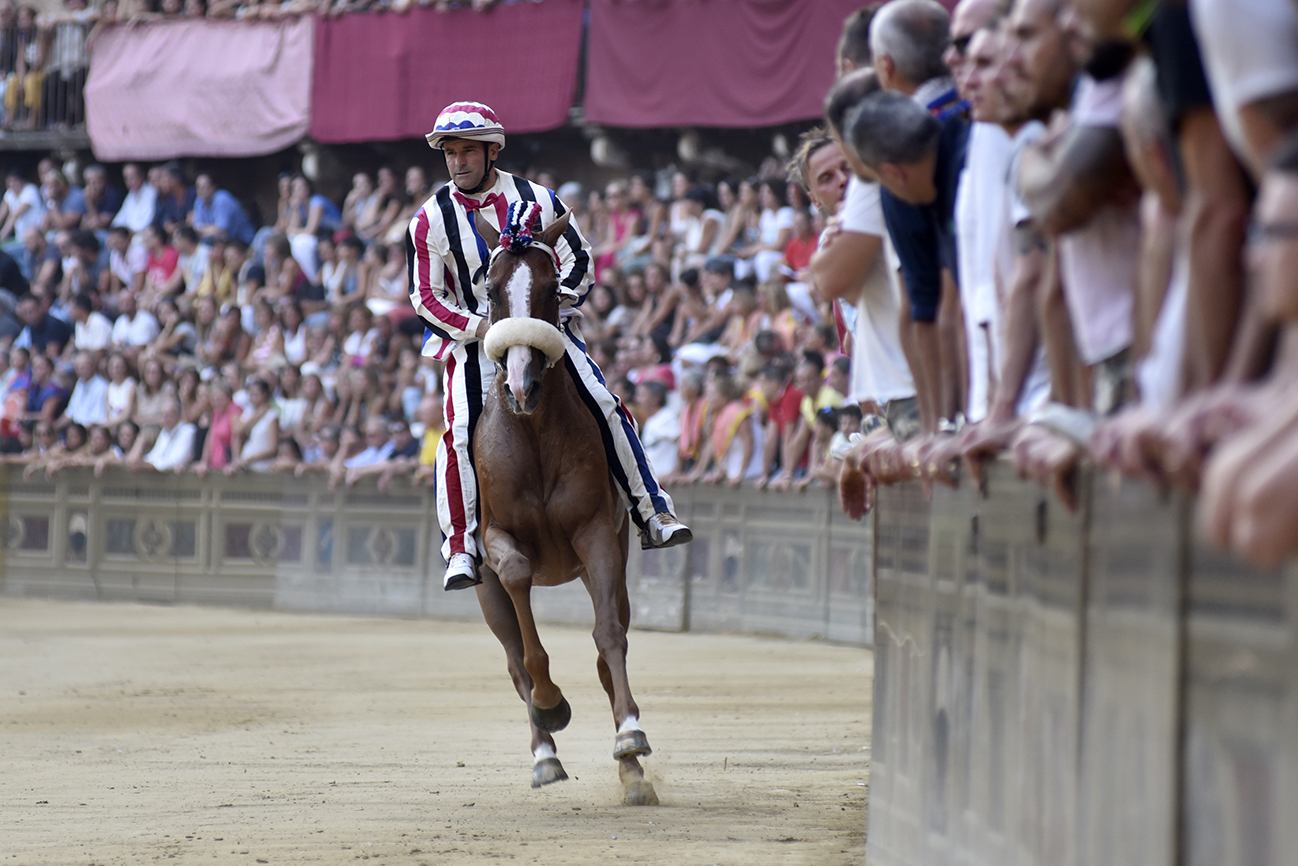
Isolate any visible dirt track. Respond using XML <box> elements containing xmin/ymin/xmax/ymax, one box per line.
<box><xmin>0</xmin><ymin>599</ymin><xmax>871</xmax><ymax>865</ymax></box>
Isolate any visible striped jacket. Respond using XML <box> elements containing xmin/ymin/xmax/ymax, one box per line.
<box><xmin>406</xmin><ymin>171</ymin><xmax>593</xmax><ymax>360</ymax></box>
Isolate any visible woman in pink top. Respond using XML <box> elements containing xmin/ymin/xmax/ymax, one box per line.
<box><xmin>192</xmin><ymin>381</ymin><xmax>240</xmax><ymax>478</ymax></box>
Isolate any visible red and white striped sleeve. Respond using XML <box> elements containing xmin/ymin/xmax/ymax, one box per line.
<box><xmin>406</xmin><ymin>206</ymin><xmax>486</xmax><ymax>345</ymax></box>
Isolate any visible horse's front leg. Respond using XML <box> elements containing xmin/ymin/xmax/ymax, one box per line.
<box><xmin>574</xmin><ymin>522</ymin><xmax>657</xmax><ymax>805</ymax></box>
<box><xmin>474</xmin><ymin>562</ymin><xmax>566</xmax><ymax>788</ymax></box>
<box><xmin>484</xmin><ymin>526</ymin><xmax>570</xmax><ymax>733</ymax></box>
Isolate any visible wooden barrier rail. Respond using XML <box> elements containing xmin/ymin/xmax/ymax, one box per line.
<box><xmin>0</xmin><ymin>467</ymin><xmax>874</xmax><ymax>647</ymax></box>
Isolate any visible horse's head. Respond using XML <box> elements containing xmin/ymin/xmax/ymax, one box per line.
<box><xmin>474</xmin><ymin>203</ymin><xmax>572</xmax><ymax>415</ymax></box>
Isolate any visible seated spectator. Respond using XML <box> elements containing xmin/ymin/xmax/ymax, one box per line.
<box><xmin>140</xmin><ymin>224</ymin><xmax>180</xmax><ymax>303</ymax></box>
<box><xmin>18</xmin><ymin>225</ymin><xmax>54</xmax><ymax>285</ymax></box>
<box><xmin>111</xmin><ymin>163</ymin><xmax>158</xmax><ymax>237</ymax></box>
<box><xmin>681</xmin><ymin>367</ymin><xmax>761</xmax><ymax>487</ymax></box>
<box><xmin>61</xmin><ymin>350</ymin><xmax>106</xmax><ymax>428</ymax></box>
<box><xmin>636</xmin><ymin>379</ymin><xmax>679</xmax><ymax>477</ymax></box>
<box><xmin>341</xmin><ymin>172</ymin><xmax>376</xmax><ymax>233</ymax></box>
<box><xmin>344</xmin><ymin>417</ymin><xmax>419</xmax><ymax>490</ymax></box>
<box><xmin>191</xmin><ymin>173</ymin><xmax>255</xmax><ymax>245</ymax></box>
<box><xmin>133</xmin><ymin>356</ymin><xmax>174</xmax><ymax>428</ymax></box>
<box><xmin>80</xmin><ymin>165</ymin><xmax>121</xmax><ymax>233</ymax></box>
<box><xmin>131</xmin><ymin>397</ymin><xmax>195</xmax><ymax>474</ymax></box>
<box><xmin>176</xmin><ymin>366</ymin><xmax>206</xmax><ymax>426</ymax></box>
<box><xmin>226</xmin><ymin>377</ymin><xmax>278</xmax><ymax>473</ymax></box>
<box><xmin>109</xmin><ymin>291</ymin><xmax>159</xmax><ymax>364</ymax></box>
<box><xmin>736</xmin><ymin>179</ymin><xmax>795</xmax><ymax>283</ymax></box>
<box><xmin>0</xmin><ymin>168</ymin><xmax>44</xmax><ymax>241</ymax></box>
<box><xmin>170</xmin><ymin>226</ymin><xmax>209</xmax><ymax>294</ymax></box>
<box><xmin>59</xmin><ymin>229</ymin><xmax>100</xmax><ymax>297</ymax></box>
<box><xmin>192</xmin><ymin>380</ymin><xmax>237</xmax><ymax>478</ymax></box>
<box><xmin>286</xmin><ymin>175</ymin><xmax>341</xmax><ymax>278</ymax></box>
<box><xmin>280</xmin><ymin>300</ymin><xmax>308</xmax><ymax>367</ymax></box>
<box><xmin>103</xmin><ymin>225</ymin><xmax>145</xmax><ymax>296</ymax></box>
<box><xmin>263</xmin><ymin>233</ymin><xmax>324</xmax><ymax>317</ymax></box>
<box><xmin>325</xmin><ymin>235</ymin><xmax>363</xmax><ymax>309</ymax></box>
<box><xmin>412</xmin><ymin>391</ymin><xmax>443</xmax><ymax>488</ymax></box>
<box><xmin>15</xmin><ymin>291</ymin><xmax>71</xmax><ymax>357</ymax></box>
<box><xmin>296</xmin><ymin>423</ymin><xmax>341</xmax><ymax>476</ymax></box>
<box><xmin>68</xmin><ymin>293</ymin><xmax>109</xmax><ymax>355</ymax></box>
<box><xmin>196</xmin><ymin>237</ymin><xmax>241</xmax><ymax>307</ymax></box>
<box><xmin>24</xmin><ymin>353</ymin><xmax>66</xmax><ymax>424</ymax></box>
<box><xmin>23</xmin><ymin>420</ymin><xmax>84</xmax><ymax>477</ymax></box>
<box><xmin>244</xmin><ymin>300</ymin><xmax>284</xmax><ymax>373</ymax></box>
<box><xmin>268</xmin><ymin>436</ymin><xmax>303</xmax><ymax>473</ymax></box>
<box><xmin>354</xmin><ymin>166</ymin><xmax>404</xmax><ymax>243</ymax></box>
<box><xmin>150</xmin><ymin>298</ymin><xmax>198</xmax><ymax>358</ymax></box>
<box><xmin>367</xmin><ymin>241</ymin><xmax>408</xmax><ymax>316</ymax></box>
<box><xmin>45</xmin><ymin>421</ymin><xmax>114</xmax><ymax>476</ymax></box>
<box><xmin>39</xmin><ymin>171</ymin><xmax>85</xmax><ymax>233</ymax></box>
<box><xmin>155</xmin><ymin>162</ymin><xmax>195</xmax><ymax>235</ymax></box>
<box><xmin>104</xmin><ymin>352</ymin><xmax>136</xmax><ymax>428</ymax></box>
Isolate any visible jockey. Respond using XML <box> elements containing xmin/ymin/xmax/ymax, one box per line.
<box><xmin>409</xmin><ymin>101</ymin><xmax>692</xmax><ymax>591</ymax></box>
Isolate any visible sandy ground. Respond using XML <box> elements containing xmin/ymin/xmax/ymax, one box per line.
<box><xmin>0</xmin><ymin>598</ymin><xmax>871</xmax><ymax>866</ymax></box>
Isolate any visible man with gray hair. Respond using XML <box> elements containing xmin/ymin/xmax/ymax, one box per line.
<box><xmin>871</xmin><ymin>0</ymin><xmax>961</xmax><ymax>115</ymax></box>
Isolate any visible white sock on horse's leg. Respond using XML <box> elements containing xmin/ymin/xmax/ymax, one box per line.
<box><xmin>533</xmin><ymin>743</ymin><xmax>557</xmax><ymax>764</ymax></box>
<box><xmin>617</xmin><ymin>716</ymin><xmax>643</xmax><ymax>735</ymax></box>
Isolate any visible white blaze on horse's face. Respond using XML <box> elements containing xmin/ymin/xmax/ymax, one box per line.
<box><xmin>504</xmin><ymin>264</ymin><xmax>534</xmax><ymax>408</ymax></box>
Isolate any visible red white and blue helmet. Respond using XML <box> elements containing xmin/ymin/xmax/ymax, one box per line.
<box><xmin>425</xmin><ymin>101</ymin><xmax>507</xmax><ymax>151</ymax></box>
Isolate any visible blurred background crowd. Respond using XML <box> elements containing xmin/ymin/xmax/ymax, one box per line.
<box><xmin>2</xmin><ymin>0</ymin><xmax>1296</xmax><ymax>570</ymax></box>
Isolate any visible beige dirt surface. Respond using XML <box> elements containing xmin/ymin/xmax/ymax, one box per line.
<box><xmin>0</xmin><ymin>598</ymin><xmax>872</xmax><ymax>866</ymax></box>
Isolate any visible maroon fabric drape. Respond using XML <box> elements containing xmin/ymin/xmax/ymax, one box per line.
<box><xmin>585</xmin><ymin>0</ymin><xmax>867</xmax><ymax>129</ymax></box>
<box><xmin>310</xmin><ymin>0</ymin><xmax>584</xmax><ymax>143</ymax></box>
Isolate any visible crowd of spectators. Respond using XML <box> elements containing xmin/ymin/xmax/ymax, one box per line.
<box><xmin>813</xmin><ymin>0</ymin><xmax>1298</xmax><ymax>571</ymax></box>
<box><xmin>4</xmin><ymin>0</ymin><xmax>1297</xmax><ymax>571</ymax></box>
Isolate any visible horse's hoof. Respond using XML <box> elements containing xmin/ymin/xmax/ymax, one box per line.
<box><xmin>622</xmin><ymin>780</ymin><xmax>659</xmax><ymax>806</ymax></box>
<box><xmin>530</xmin><ymin>697</ymin><xmax>572</xmax><ymax>733</ymax></box>
<box><xmin>614</xmin><ymin>729</ymin><xmax>652</xmax><ymax>759</ymax></box>
<box><xmin>532</xmin><ymin>757</ymin><xmax>568</xmax><ymax>788</ymax></box>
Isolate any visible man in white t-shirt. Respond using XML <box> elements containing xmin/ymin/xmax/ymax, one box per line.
<box><xmin>62</xmin><ymin>351</ymin><xmax>108</xmax><ymax>428</ymax></box>
<box><xmin>635</xmin><ymin>379</ymin><xmax>679</xmax><ymax>477</ymax></box>
<box><xmin>109</xmin><ymin>291</ymin><xmax>160</xmax><ymax>365</ymax></box>
<box><xmin>70</xmin><ymin>293</ymin><xmax>113</xmax><ymax>354</ymax></box>
<box><xmin>0</xmin><ymin>171</ymin><xmax>45</xmax><ymax>243</ymax></box>
<box><xmin>111</xmin><ymin>163</ymin><xmax>158</xmax><ymax>238</ymax></box>
<box><xmin>134</xmin><ymin>398</ymin><xmax>196</xmax><ymax>474</ymax></box>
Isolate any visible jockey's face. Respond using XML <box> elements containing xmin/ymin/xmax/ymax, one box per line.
<box><xmin>443</xmin><ymin>139</ymin><xmax>499</xmax><ymax>193</ymax></box>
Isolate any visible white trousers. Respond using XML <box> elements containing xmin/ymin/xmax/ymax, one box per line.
<box><xmin>435</xmin><ymin>320</ymin><xmax>675</xmax><ymax>562</ymax></box>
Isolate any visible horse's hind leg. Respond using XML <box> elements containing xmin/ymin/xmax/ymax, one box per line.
<box><xmin>475</xmin><ymin>563</ymin><xmax>566</xmax><ymax>788</ymax></box>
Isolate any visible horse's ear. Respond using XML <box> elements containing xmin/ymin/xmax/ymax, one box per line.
<box><xmin>538</xmin><ymin>210</ymin><xmax>571</xmax><ymax>250</ymax></box>
<box><xmin>473</xmin><ymin>209</ymin><xmax>501</xmax><ymax>251</ymax></box>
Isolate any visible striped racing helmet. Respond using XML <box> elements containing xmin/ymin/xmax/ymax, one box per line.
<box><xmin>425</xmin><ymin>102</ymin><xmax>507</xmax><ymax>151</ymax></box>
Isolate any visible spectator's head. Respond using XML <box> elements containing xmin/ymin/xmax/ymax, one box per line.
<box><xmin>388</xmin><ymin>418</ymin><xmax>414</xmax><ymax>451</ymax></box>
<box><xmin>34</xmin><ymin>420</ymin><xmax>55</xmax><ymax>450</ymax></box>
<box><xmin>870</xmin><ymin>0</ymin><xmax>952</xmax><ymax>94</ymax></box>
<box><xmin>792</xmin><ymin>209</ymin><xmax>814</xmax><ymax>239</ymax></box>
<box><xmin>838</xmin><ymin>402</ymin><xmax>864</xmax><ymax>435</ymax></box>
<box><xmin>1003</xmin><ymin>0</ymin><xmax>1074</xmax><ymax>120</ymax></box>
<box><xmin>0</xmin><ymin>1</ymin><xmax>15</xmax><ymax>26</ymax></box>
<box><xmin>70</xmin><ymin>293</ymin><xmax>94</xmax><ymax>324</ymax></box>
<box><xmin>351</xmin><ymin>172</ymin><xmax>374</xmax><ymax>197</ymax></box>
<box><xmin>316</xmin><ymin>425</ymin><xmax>342</xmax><ymax>459</ymax></box>
<box><xmin>838</xmin><ymin>4</ymin><xmax>882</xmax><ymax>76</ymax></box>
<box><xmin>703</xmin><ymin>257</ymin><xmax>735</xmax><ymax>295</ymax></box>
<box><xmin>118</xmin><ymin>290</ymin><xmax>138</xmax><ymax>318</ymax></box>
<box><xmin>815</xmin><ymin>406</ymin><xmax>840</xmax><ymax>436</ymax></box>
<box><xmin>15</xmin><ymin>3</ymin><xmax>32</xmax><ymax>27</ymax></box>
<box><xmin>83</xmin><ymin>165</ymin><xmax>107</xmax><ymax>200</ymax></box>
<box><xmin>965</xmin><ymin>25</ymin><xmax>1011</xmax><ymax>125</ymax></box>
<box><xmin>290</xmin><ymin>175</ymin><xmax>312</xmax><ymax>206</ymax></box>
<box><xmin>644</xmin><ymin>261</ymin><xmax>669</xmax><ymax>295</ymax></box>
<box><xmin>16</xmin><ymin>294</ymin><xmax>41</xmax><ymax>326</ymax></box>
<box><xmin>173</xmin><ymin>226</ymin><xmax>199</xmax><ymax>255</ymax></box>
<box><xmin>142</xmin><ymin>357</ymin><xmax>165</xmax><ymax>392</ymax></box>
<box><xmin>788</xmin><ymin>127</ymin><xmax>852</xmax><ymax>215</ymax></box>
<box><xmin>376</xmin><ymin>166</ymin><xmax>398</xmax><ymax>194</ymax></box>
<box><xmin>363</xmin><ymin>416</ymin><xmax>389</xmax><ymax>450</ymax></box>
<box><xmin>1254</xmin><ymin>131</ymin><xmax>1298</xmax><ymax>322</ymax></box>
<box><xmin>195</xmin><ymin>173</ymin><xmax>216</xmax><ymax>203</ymax></box>
<box><xmin>265</xmin><ymin>233</ymin><xmax>292</xmax><ymax>266</ymax></box>
<box><xmin>418</xmin><ymin>392</ymin><xmax>444</xmax><ymax>431</ymax></box>
<box><xmin>636</xmin><ymin>379</ymin><xmax>668</xmax><ymax>417</ymax></box>
<box><xmin>758</xmin><ymin>178</ymin><xmax>785</xmax><ymax>213</ymax></box>
<box><xmin>143</xmin><ymin>224</ymin><xmax>167</xmax><ymax>254</ymax></box>
<box><xmin>339</xmin><ymin>235</ymin><xmax>364</xmax><ymax>262</ymax></box>
<box><xmin>209</xmin><ymin>380</ymin><xmax>233</xmax><ymax>411</ymax></box>
<box><xmin>796</xmin><ymin>350</ymin><xmax>826</xmax><ymax>395</ymax></box>
<box><xmin>4</xmin><ymin>168</ymin><xmax>25</xmax><ymax>195</ymax></box>
<box><xmin>829</xmin><ymin>355</ymin><xmax>851</xmax><ymax>394</ymax></box>
<box><xmin>253</xmin><ymin>300</ymin><xmax>275</xmax><ymax>332</ymax></box>
<box><xmin>224</xmin><ymin>238</ymin><xmax>248</xmax><ymax>270</ymax></box>
<box><xmin>177</xmin><ymin>366</ymin><xmax>200</xmax><ymax>398</ymax></box>
<box><xmin>116</xmin><ymin>420</ymin><xmax>139</xmax><ymax>452</ymax></box>
<box><xmin>31</xmin><ymin>352</ymin><xmax>52</xmax><ymax>384</ymax></box>
<box><xmin>846</xmin><ymin>90</ymin><xmax>942</xmax><ymax>204</ymax></box>
<box><xmin>157</xmin><ymin>298</ymin><xmax>181</xmax><ymax>328</ymax></box>
<box><xmin>43</xmin><ymin>171</ymin><xmax>69</xmax><ymax>202</ymax></box>
<box><xmin>824</xmin><ymin>68</ymin><xmax>883</xmax><ymax>181</ymax></box>
<box><xmin>106</xmin><ymin>225</ymin><xmax>131</xmax><ymax>253</ymax></box>
<box><xmin>73</xmin><ymin>351</ymin><xmax>95</xmax><ymax>382</ymax></box>
<box><xmin>71</xmin><ymin>229</ymin><xmax>99</xmax><ymax>263</ymax></box>
<box><xmin>183</xmin><ymin>0</ymin><xmax>204</xmax><ymax>18</ymax></box>
<box><xmin>88</xmin><ymin>424</ymin><xmax>112</xmax><ymax>455</ymax></box>
<box><xmin>945</xmin><ymin>0</ymin><xmax>1007</xmax><ymax>94</ymax></box>
<box><xmin>8</xmin><ymin>344</ymin><xmax>28</xmax><ymax>372</ymax></box>
<box><xmin>161</xmin><ymin>397</ymin><xmax>182</xmax><ymax>431</ymax></box>
<box><xmin>122</xmin><ymin>163</ymin><xmax>144</xmax><ymax>192</ymax></box>
<box><xmin>23</xmin><ymin>225</ymin><xmax>44</xmax><ymax>254</ymax></box>
<box><xmin>758</xmin><ymin>361</ymin><xmax>792</xmax><ymax>402</ymax></box>
<box><xmin>406</xmin><ymin>166</ymin><xmax>428</xmax><ymax>197</ymax></box>
<box><xmin>107</xmin><ymin>353</ymin><xmax>128</xmax><ymax>383</ymax></box>
<box><xmin>162</xmin><ymin>161</ymin><xmax>185</xmax><ymax>194</ymax></box>
<box><xmin>280</xmin><ymin>299</ymin><xmax>303</xmax><ymax>333</ymax></box>
<box><xmin>247</xmin><ymin>377</ymin><xmax>271</xmax><ymax>407</ymax></box>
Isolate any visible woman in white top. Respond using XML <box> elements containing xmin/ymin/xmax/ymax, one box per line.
<box><xmin>104</xmin><ymin>353</ymin><xmax>137</xmax><ymax>428</ymax></box>
<box><xmin>675</xmin><ymin>186</ymin><xmax>726</xmax><ymax>276</ymax></box>
<box><xmin>280</xmin><ymin>300</ymin><xmax>308</xmax><ymax>367</ymax></box>
<box><xmin>227</xmin><ymin>378</ymin><xmax>279</xmax><ymax>474</ymax></box>
<box><xmin>740</xmin><ymin>178</ymin><xmax>795</xmax><ymax>283</ymax></box>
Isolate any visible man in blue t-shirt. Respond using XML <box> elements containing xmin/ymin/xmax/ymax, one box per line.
<box><xmin>192</xmin><ymin>174</ymin><xmax>255</xmax><ymax>245</ymax></box>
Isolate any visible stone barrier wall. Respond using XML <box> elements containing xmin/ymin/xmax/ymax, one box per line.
<box><xmin>0</xmin><ymin>467</ymin><xmax>873</xmax><ymax>647</ymax></box>
<box><xmin>868</xmin><ymin>462</ymin><xmax>1298</xmax><ymax>866</ymax></box>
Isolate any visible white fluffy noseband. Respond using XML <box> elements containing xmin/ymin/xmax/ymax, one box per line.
<box><xmin>483</xmin><ymin>318</ymin><xmax>566</xmax><ymax>367</ymax></box>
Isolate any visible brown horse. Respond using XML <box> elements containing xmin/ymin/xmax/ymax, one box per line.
<box><xmin>468</xmin><ymin>207</ymin><xmax>657</xmax><ymax>806</ymax></box>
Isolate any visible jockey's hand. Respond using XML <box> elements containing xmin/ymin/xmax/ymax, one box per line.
<box><xmin>475</xmin><ymin>320</ymin><xmax>490</xmax><ymax>340</ymax></box>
